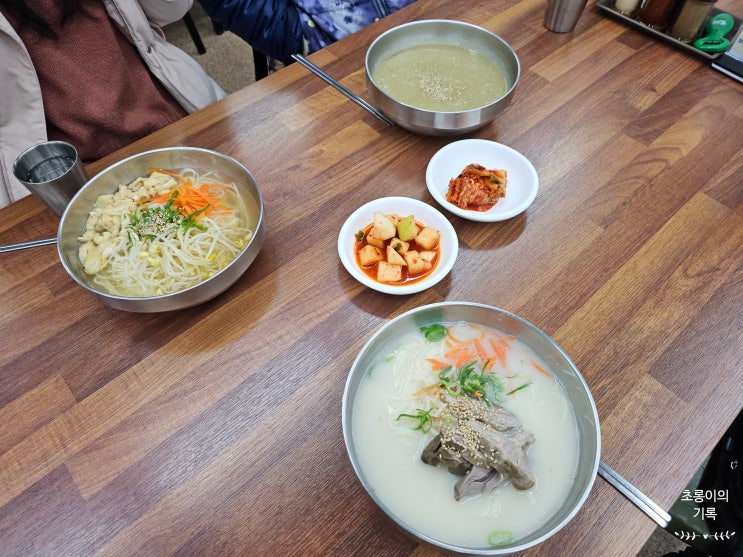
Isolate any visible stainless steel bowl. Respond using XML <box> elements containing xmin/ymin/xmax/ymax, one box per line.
<box><xmin>342</xmin><ymin>302</ymin><xmax>601</xmax><ymax>555</ymax></box>
<box><xmin>58</xmin><ymin>147</ymin><xmax>265</xmax><ymax>312</ymax></box>
<box><xmin>365</xmin><ymin>20</ymin><xmax>520</xmax><ymax>136</ymax></box>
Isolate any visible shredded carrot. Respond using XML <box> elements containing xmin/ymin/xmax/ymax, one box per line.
<box><xmin>145</xmin><ymin>170</ymin><xmax>232</xmax><ymax>218</ymax></box>
<box><xmin>445</xmin><ymin>346</ymin><xmax>474</xmax><ymax>368</ymax></box>
<box><xmin>488</xmin><ymin>337</ymin><xmax>509</xmax><ymax>367</ymax></box>
<box><xmin>438</xmin><ymin>324</ymin><xmax>516</xmax><ymax>371</ymax></box>
<box><xmin>473</xmin><ymin>338</ymin><xmax>489</xmax><ymax>362</ymax></box>
<box><xmin>531</xmin><ymin>361</ymin><xmax>552</xmax><ymax>377</ymax></box>
<box><xmin>426</xmin><ymin>358</ymin><xmax>450</xmax><ymax>371</ymax></box>
<box><xmin>412</xmin><ymin>384</ymin><xmax>441</xmax><ymax>397</ymax></box>
<box><xmin>488</xmin><ymin>331</ymin><xmax>511</xmax><ymax>367</ymax></box>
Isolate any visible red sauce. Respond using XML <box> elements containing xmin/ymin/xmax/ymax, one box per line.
<box><xmin>464</xmin><ymin>202</ymin><xmax>496</xmax><ymax>212</ymax></box>
<box><xmin>354</xmin><ymin>221</ymin><xmax>440</xmax><ymax>285</ymax></box>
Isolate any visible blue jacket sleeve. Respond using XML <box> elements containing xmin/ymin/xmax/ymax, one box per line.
<box><xmin>197</xmin><ymin>0</ymin><xmax>303</xmax><ymax>64</ymax></box>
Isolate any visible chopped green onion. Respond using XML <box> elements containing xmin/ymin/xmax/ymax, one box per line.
<box><xmin>488</xmin><ymin>530</ymin><xmax>513</xmax><ymax>547</ymax></box>
<box><xmin>127</xmin><ymin>189</ymin><xmax>207</xmax><ymax>250</ymax></box>
<box><xmin>396</xmin><ymin>408</ymin><xmax>434</xmax><ymax>433</ymax></box>
<box><xmin>437</xmin><ymin>360</ymin><xmax>504</xmax><ymax>406</ymax></box>
<box><xmin>420</xmin><ymin>324</ymin><xmax>447</xmax><ymax>342</ymax></box>
<box><xmin>507</xmin><ymin>382</ymin><xmax>532</xmax><ymax>395</ymax></box>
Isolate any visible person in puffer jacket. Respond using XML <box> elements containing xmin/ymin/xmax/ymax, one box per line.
<box><xmin>198</xmin><ymin>0</ymin><xmax>416</xmax><ymax>65</ymax></box>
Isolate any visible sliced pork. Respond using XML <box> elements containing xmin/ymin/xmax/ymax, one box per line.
<box><xmin>421</xmin><ymin>397</ymin><xmax>535</xmax><ymax>500</ymax></box>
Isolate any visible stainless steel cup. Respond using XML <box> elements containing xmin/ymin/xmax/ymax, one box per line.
<box><xmin>544</xmin><ymin>0</ymin><xmax>588</xmax><ymax>32</ymax></box>
<box><xmin>13</xmin><ymin>141</ymin><xmax>89</xmax><ymax>216</ymax></box>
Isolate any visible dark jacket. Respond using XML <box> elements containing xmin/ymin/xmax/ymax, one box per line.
<box><xmin>198</xmin><ymin>0</ymin><xmax>415</xmax><ymax>64</ymax></box>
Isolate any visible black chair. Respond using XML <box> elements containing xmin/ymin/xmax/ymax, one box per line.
<box><xmin>182</xmin><ymin>13</ymin><xmax>269</xmax><ymax>82</ymax></box>
<box><xmin>253</xmin><ymin>50</ymin><xmax>269</xmax><ymax>81</ymax></box>
<box><xmin>182</xmin><ymin>12</ymin><xmax>206</xmax><ymax>55</ymax></box>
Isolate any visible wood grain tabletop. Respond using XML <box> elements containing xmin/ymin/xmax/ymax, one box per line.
<box><xmin>0</xmin><ymin>0</ymin><xmax>741</xmax><ymax>555</ymax></box>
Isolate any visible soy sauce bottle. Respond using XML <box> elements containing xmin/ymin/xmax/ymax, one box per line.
<box><xmin>638</xmin><ymin>0</ymin><xmax>681</xmax><ymax>29</ymax></box>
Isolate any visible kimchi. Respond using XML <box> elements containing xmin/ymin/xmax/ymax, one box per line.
<box><xmin>446</xmin><ymin>163</ymin><xmax>507</xmax><ymax>211</ymax></box>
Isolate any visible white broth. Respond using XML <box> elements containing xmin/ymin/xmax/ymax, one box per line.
<box><xmin>351</xmin><ymin>322</ymin><xmax>579</xmax><ymax>549</ymax></box>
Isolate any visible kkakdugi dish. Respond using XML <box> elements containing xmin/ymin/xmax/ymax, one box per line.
<box><xmin>355</xmin><ymin>212</ymin><xmax>441</xmax><ymax>285</ymax></box>
<box><xmin>338</xmin><ymin>197</ymin><xmax>457</xmax><ymax>295</ymax></box>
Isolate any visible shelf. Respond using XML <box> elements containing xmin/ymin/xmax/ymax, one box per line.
<box><xmin>596</xmin><ymin>0</ymin><xmax>741</xmax><ymax>60</ymax></box>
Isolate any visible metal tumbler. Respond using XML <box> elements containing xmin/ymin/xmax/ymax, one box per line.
<box><xmin>13</xmin><ymin>141</ymin><xmax>89</xmax><ymax>216</ymax></box>
<box><xmin>544</xmin><ymin>0</ymin><xmax>589</xmax><ymax>32</ymax></box>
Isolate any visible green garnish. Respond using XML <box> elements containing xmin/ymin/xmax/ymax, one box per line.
<box><xmin>127</xmin><ymin>190</ymin><xmax>208</xmax><ymax>248</ymax></box>
<box><xmin>507</xmin><ymin>382</ymin><xmax>532</xmax><ymax>395</ymax></box>
<box><xmin>397</xmin><ymin>408</ymin><xmax>434</xmax><ymax>433</ymax></box>
<box><xmin>438</xmin><ymin>360</ymin><xmax>504</xmax><ymax>406</ymax></box>
<box><xmin>356</xmin><ymin>230</ymin><xmax>365</xmax><ymax>242</ymax></box>
<box><xmin>488</xmin><ymin>530</ymin><xmax>513</xmax><ymax>547</ymax></box>
<box><xmin>420</xmin><ymin>324</ymin><xmax>447</xmax><ymax>342</ymax></box>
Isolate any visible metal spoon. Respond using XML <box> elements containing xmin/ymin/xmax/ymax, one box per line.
<box><xmin>0</xmin><ymin>237</ymin><xmax>57</xmax><ymax>253</ymax></box>
<box><xmin>598</xmin><ymin>460</ymin><xmax>672</xmax><ymax>528</ymax></box>
<box><xmin>291</xmin><ymin>54</ymin><xmax>397</xmax><ymax>127</ymax></box>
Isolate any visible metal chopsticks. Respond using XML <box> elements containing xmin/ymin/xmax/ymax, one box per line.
<box><xmin>291</xmin><ymin>54</ymin><xmax>397</xmax><ymax>127</ymax></box>
<box><xmin>598</xmin><ymin>460</ymin><xmax>672</xmax><ymax>528</ymax></box>
<box><xmin>0</xmin><ymin>237</ymin><xmax>57</xmax><ymax>253</ymax></box>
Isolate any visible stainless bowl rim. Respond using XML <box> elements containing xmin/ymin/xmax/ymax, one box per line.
<box><xmin>57</xmin><ymin>146</ymin><xmax>265</xmax><ymax>304</ymax></box>
<box><xmin>365</xmin><ymin>19</ymin><xmax>521</xmax><ymax>115</ymax></box>
<box><xmin>341</xmin><ymin>301</ymin><xmax>601</xmax><ymax>555</ymax></box>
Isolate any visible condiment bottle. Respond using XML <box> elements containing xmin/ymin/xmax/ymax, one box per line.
<box><xmin>670</xmin><ymin>0</ymin><xmax>718</xmax><ymax>42</ymax></box>
<box><xmin>638</xmin><ymin>0</ymin><xmax>680</xmax><ymax>29</ymax></box>
<box><xmin>614</xmin><ymin>0</ymin><xmax>642</xmax><ymax>16</ymax></box>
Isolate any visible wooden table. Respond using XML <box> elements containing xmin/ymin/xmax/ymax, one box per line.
<box><xmin>1</xmin><ymin>0</ymin><xmax>741</xmax><ymax>555</ymax></box>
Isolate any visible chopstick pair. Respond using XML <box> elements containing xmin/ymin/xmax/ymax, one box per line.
<box><xmin>291</xmin><ymin>54</ymin><xmax>397</xmax><ymax>128</ymax></box>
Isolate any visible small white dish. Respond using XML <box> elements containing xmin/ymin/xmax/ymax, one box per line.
<box><xmin>338</xmin><ymin>196</ymin><xmax>458</xmax><ymax>295</ymax></box>
<box><xmin>425</xmin><ymin>139</ymin><xmax>539</xmax><ymax>222</ymax></box>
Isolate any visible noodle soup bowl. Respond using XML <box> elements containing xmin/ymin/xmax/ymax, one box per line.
<box><xmin>365</xmin><ymin>20</ymin><xmax>520</xmax><ymax>136</ymax></box>
<box><xmin>342</xmin><ymin>302</ymin><xmax>601</xmax><ymax>554</ymax></box>
<box><xmin>58</xmin><ymin>147</ymin><xmax>265</xmax><ymax>312</ymax></box>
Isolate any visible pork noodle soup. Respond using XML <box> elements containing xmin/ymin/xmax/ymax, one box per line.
<box><xmin>77</xmin><ymin>168</ymin><xmax>253</xmax><ymax>297</ymax></box>
<box><xmin>351</xmin><ymin>321</ymin><xmax>579</xmax><ymax>549</ymax></box>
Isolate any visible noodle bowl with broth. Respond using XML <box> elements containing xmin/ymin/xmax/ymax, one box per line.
<box><xmin>342</xmin><ymin>302</ymin><xmax>601</xmax><ymax>554</ymax></box>
<box><xmin>77</xmin><ymin>167</ymin><xmax>252</xmax><ymax>297</ymax></box>
<box><xmin>351</xmin><ymin>321</ymin><xmax>580</xmax><ymax>549</ymax></box>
